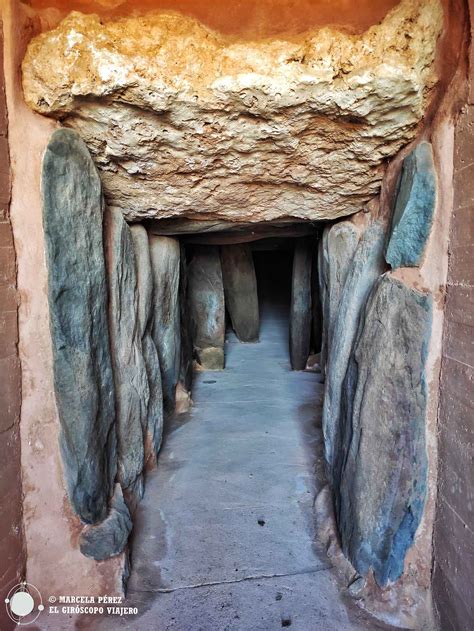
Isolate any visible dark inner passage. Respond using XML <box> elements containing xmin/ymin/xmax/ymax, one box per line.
<box><xmin>184</xmin><ymin>232</ymin><xmax>322</xmax><ymax>375</ymax></box>
<box><xmin>252</xmin><ymin>242</ymin><xmax>293</xmax><ymax>328</ymax></box>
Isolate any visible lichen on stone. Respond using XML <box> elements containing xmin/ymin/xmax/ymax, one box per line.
<box><xmin>23</xmin><ymin>0</ymin><xmax>443</xmax><ymax>222</ymax></box>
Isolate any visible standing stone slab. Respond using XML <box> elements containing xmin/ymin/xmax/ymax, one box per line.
<box><xmin>179</xmin><ymin>244</ymin><xmax>193</xmax><ymax>393</ymax></box>
<box><xmin>42</xmin><ymin>128</ymin><xmax>116</xmax><ymax>524</ymax></box>
<box><xmin>221</xmin><ymin>244</ymin><xmax>259</xmax><ymax>343</ymax></box>
<box><xmin>326</xmin><ymin>222</ymin><xmax>360</xmax><ymax>353</ymax></box>
<box><xmin>130</xmin><ymin>225</ymin><xmax>164</xmax><ymax>458</ymax></box>
<box><xmin>188</xmin><ymin>246</ymin><xmax>225</xmax><ymax>370</ymax></box>
<box><xmin>322</xmin><ymin>221</ymin><xmax>386</xmax><ymax>469</ymax></box>
<box><xmin>336</xmin><ymin>275</ymin><xmax>432</xmax><ymax>586</ymax></box>
<box><xmin>289</xmin><ymin>238</ymin><xmax>312</xmax><ymax>370</ymax></box>
<box><xmin>105</xmin><ymin>209</ymin><xmax>147</xmax><ymax>497</ymax></box>
<box><xmin>386</xmin><ymin>142</ymin><xmax>437</xmax><ymax>269</ymax></box>
<box><xmin>149</xmin><ymin>236</ymin><xmax>181</xmax><ymax>412</ymax></box>
<box><xmin>311</xmin><ymin>248</ymin><xmax>322</xmax><ymax>355</ymax></box>
<box><xmin>318</xmin><ymin>229</ymin><xmax>329</xmax><ymax>376</ymax></box>
<box><xmin>80</xmin><ymin>484</ymin><xmax>132</xmax><ymax>561</ymax></box>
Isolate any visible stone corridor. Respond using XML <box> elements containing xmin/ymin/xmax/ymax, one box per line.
<box><xmin>71</xmin><ymin>270</ymin><xmax>394</xmax><ymax>631</ymax></box>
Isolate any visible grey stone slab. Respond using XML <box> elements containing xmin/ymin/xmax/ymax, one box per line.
<box><xmin>289</xmin><ymin>238</ymin><xmax>312</xmax><ymax>370</ymax></box>
<box><xmin>322</xmin><ymin>220</ymin><xmax>386</xmax><ymax>469</ymax></box>
<box><xmin>318</xmin><ymin>227</ymin><xmax>329</xmax><ymax>376</ymax></box>
<box><xmin>326</xmin><ymin>221</ymin><xmax>360</xmax><ymax>353</ymax></box>
<box><xmin>130</xmin><ymin>224</ymin><xmax>164</xmax><ymax>458</ymax></box>
<box><xmin>386</xmin><ymin>141</ymin><xmax>437</xmax><ymax>269</ymax></box>
<box><xmin>149</xmin><ymin>235</ymin><xmax>181</xmax><ymax>413</ymax></box>
<box><xmin>178</xmin><ymin>244</ymin><xmax>193</xmax><ymax>393</ymax></box>
<box><xmin>221</xmin><ymin>243</ymin><xmax>260</xmax><ymax>342</ymax></box>
<box><xmin>42</xmin><ymin>128</ymin><xmax>115</xmax><ymax>524</ymax></box>
<box><xmin>79</xmin><ymin>484</ymin><xmax>132</xmax><ymax>561</ymax></box>
<box><xmin>188</xmin><ymin>246</ymin><xmax>225</xmax><ymax>369</ymax></box>
<box><xmin>105</xmin><ymin>209</ymin><xmax>147</xmax><ymax>494</ymax></box>
<box><xmin>336</xmin><ymin>275</ymin><xmax>432</xmax><ymax>586</ymax></box>
<box><xmin>311</xmin><ymin>240</ymin><xmax>323</xmax><ymax>354</ymax></box>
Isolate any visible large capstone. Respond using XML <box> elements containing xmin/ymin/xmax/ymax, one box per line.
<box><xmin>42</xmin><ymin>128</ymin><xmax>116</xmax><ymax>524</ymax></box>
<box><xmin>23</xmin><ymin>0</ymin><xmax>442</xmax><ymax>223</ymax></box>
<box><xmin>149</xmin><ymin>235</ymin><xmax>181</xmax><ymax>413</ymax></box>
<box><xmin>322</xmin><ymin>221</ymin><xmax>387</xmax><ymax>469</ymax></box>
<box><xmin>188</xmin><ymin>246</ymin><xmax>225</xmax><ymax>370</ymax></box>
<box><xmin>386</xmin><ymin>141</ymin><xmax>437</xmax><ymax>268</ymax></box>
<box><xmin>130</xmin><ymin>224</ymin><xmax>164</xmax><ymax>459</ymax></box>
<box><xmin>105</xmin><ymin>209</ymin><xmax>147</xmax><ymax>497</ymax></box>
<box><xmin>289</xmin><ymin>238</ymin><xmax>313</xmax><ymax>370</ymax></box>
<box><xmin>221</xmin><ymin>244</ymin><xmax>259</xmax><ymax>343</ymax></box>
<box><xmin>79</xmin><ymin>484</ymin><xmax>132</xmax><ymax>561</ymax></box>
<box><xmin>335</xmin><ymin>275</ymin><xmax>432</xmax><ymax>586</ymax></box>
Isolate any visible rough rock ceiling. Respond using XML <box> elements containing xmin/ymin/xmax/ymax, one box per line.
<box><xmin>23</xmin><ymin>0</ymin><xmax>442</xmax><ymax>223</ymax></box>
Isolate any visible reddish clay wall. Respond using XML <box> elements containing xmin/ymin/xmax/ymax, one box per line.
<box><xmin>28</xmin><ymin>0</ymin><xmax>399</xmax><ymax>37</ymax></box>
<box><xmin>0</xmin><ymin>18</ymin><xmax>25</xmax><ymax>631</ymax></box>
<box><xmin>432</xmin><ymin>5</ymin><xmax>474</xmax><ymax>630</ymax></box>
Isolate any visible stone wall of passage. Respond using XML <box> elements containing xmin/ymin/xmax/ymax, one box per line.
<box><xmin>432</xmin><ymin>5</ymin><xmax>474</xmax><ymax>627</ymax></box>
<box><xmin>0</xmin><ymin>19</ymin><xmax>25</xmax><ymax>631</ymax></box>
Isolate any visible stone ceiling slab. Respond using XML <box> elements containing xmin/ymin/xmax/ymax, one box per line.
<box><xmin>22</xmin><ymin>0</ymin><xmax>443</xmax><ymax>223</ymax></box>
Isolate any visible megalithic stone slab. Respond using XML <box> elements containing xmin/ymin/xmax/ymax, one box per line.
<box><xmin>289</xmin><ymin>238</ymin><xmax>312</xmax><ymax>371</ymax></box>
<box><xmin>221</xmin><ymin>244</ymin><xmax>259</xmax><ymax>343</ymax></box>
<box><xmin>326</xmin><ymin>222</ymin><xmax>360</xmax><ymax>353</ymax></box>
<box><xmin>336</xmin><ymin>275</ymin><xmax>431</xmax><ymax>586</ymax></box>
<box><xmin>386</xmin><ymin>141</ymin><xmax>437</xmax><ymax>269</ymax></box>
<box><xmin>130</xmin><ymin>224</ymin><xmax>164</xmax><ymax>458</ymax></box>
<box><xmin>322</xmin><ymin>221</ymin><xmax>386</xmax><ymax>469</ymax></box>
<box><xmin>42</xmin><ymin>128</ymin><xmax>116</xmax><ymax>524</ymax></box>
<box><xmin>80</xmin><ymin>484</ymin><xmax>132</xmax><ymax>561</ymax></box>
<box><xmin>311</xmin><ymin>237</ymin><xmax>322</xmax><ymax>354</ymax></box>
<box><xmin>179</xmin><ymin>244</ymin><xmax>193</xmax><ymax>393</ymax></box>
<box><xmin>318</xmin><ymin>229</ymin><xmax>329</xmax><ymax>376</ymax></box>
<box><xmin>188</xmin><ymin>246</ymin><xmax>225</xmax><ymax>370</ymax></box>
<box><xmin>105</xmin><ymin>209</ymin><xmax>147</xmax><ymax>497</ymax></box>
<box><xmin>149</xmin><ymin>235</ymin><xmax>181</xmax><ymax>412</ymax></box>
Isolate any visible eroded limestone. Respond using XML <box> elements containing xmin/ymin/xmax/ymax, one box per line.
<box><xmin>23</xmin><ymin>0</ymin><xmax>442</xmax><ymax>223</ymax></box>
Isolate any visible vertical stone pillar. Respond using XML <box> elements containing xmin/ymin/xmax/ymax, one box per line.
<box><xmin>289</xmin><ymin>238</ymin><xmax>312</xmax><ymax>370</ymax></box>
<box><xmin>179</xmin><ymin>244</ymin><xmax>193</xmax><ymax>393</ymax></box>
<box><xmin>188</xmin><ymin>246</ymin><xmax>225</xmax><ymax>370</ymax></box>
<box><xmin>130</xmin><ymin>224</ymin><xmax>163</xmax><ymax>461</ymax></box>
<box><xmin>105</xmin><ymin>209</ymin><xmax>147</xmax><ymax>500</ymax></box>
<box><xmin>322</xmin><ymin>221</ymin><xmax>385</xmax><ymax>468</ymax></box>
<box><xmin>42</xmin><ymin>129</ymin><xmax>116</xmax><ymax>524</ymax></box>
<box><xmin>149</xmin><ymin>235</ymin><xmax>181</xmax><ymax>413</ymax></box>
<box><xmin>221</xmin><ymin>243</ymin><xmax>259</xmax><ymax>343</ymax></box>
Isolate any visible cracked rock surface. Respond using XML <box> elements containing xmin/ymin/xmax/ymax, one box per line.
<box><xmin>23</xmin><ymin>0</ymin><xmax>442</xmax><ymax>223</ymax></box>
